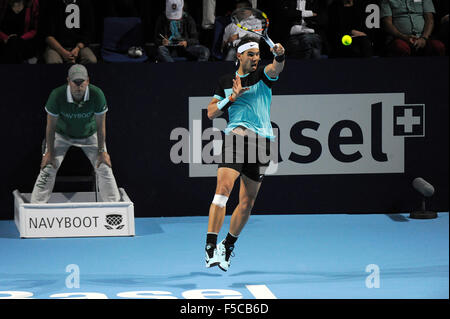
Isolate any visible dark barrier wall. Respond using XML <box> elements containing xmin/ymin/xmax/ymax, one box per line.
<box><xmin>0</xmin><ymin>57</ymin><xmax>448</xmax><ymax>219</ymax></box>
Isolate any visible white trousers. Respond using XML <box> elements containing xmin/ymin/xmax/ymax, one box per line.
<box><xmin>31</xmin><ymin>133</ymin><xmax>121</xmax><ymax>203</ymax></box>
<box><xmin>202</xmin><ymin>0</ymin><xmax>216</xmax><ymax>29</ymax></box>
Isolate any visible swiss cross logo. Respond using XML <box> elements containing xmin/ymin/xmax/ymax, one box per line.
<box><xmin>393</xmin><ymin>105</ymin><xmax>425</xmax><ymax>137</ymax></box>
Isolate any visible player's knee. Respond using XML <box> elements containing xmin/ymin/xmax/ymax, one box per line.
<box><xmin>215</xmin><ymin>183</ymin><xmax>233</xmax><ymax>197</ymax></box>
<box><xmin>239</xmin><ymin>196</ymin><xmax>256</xmax><ymax>213</ymax></box>
<box><xmin>212</xmin><ymin>194</ymin><xmax>229</xmax><ymax>208</ymax></box>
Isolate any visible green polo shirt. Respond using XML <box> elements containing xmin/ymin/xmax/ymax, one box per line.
<box><xmin>380</xmin><ymin>0</ymin><xmax>435</xmax><ymax>36</ymax></box>
<box><xmin>45</xmin><ymin>84</ymin><xmax>108</xmax><ymax>139</ymax></box>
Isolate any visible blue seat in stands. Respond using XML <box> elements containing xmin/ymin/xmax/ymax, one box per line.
<box><xmin>101</xmin><ymin>17</ymin><xmax>148</xmax><ymax>63</ymax></box>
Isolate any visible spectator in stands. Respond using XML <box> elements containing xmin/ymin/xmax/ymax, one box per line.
<box><xmin>327</xmin><ymin>0</ymin><xmax>373</xmax><ymax>58</ymax></box>
<box><xmin>155</xmin><ymin>0</ymin><xmax>210</xmax><ymax>62</ymax></box>
<box><xmin>42</xmin><ymin>0</ymin><xmax>97</xmax><ymax>64</ymax></box>
<box><xmin>202</xmin><ymin>0</ymin><xmax>256</xmax><ymax>30</ymax></box>
<box><xmin>432</xmin><ymin>0</ymin><xmax>448</xmax><ymax>53</ymax></box>
<box><xmin>280</xmin><ymin>0</ymin><xmax>329</xmax><ymax>59</ymax></box>
<box><xmin>380</xmin><ymin>0</ymin><xmax>445</xmax><ymax>57</ymax></box>
<box><xmin>222</xmin><ymin>1</ymin><xmax>256</xmax><ymax>61</ymax></box>
<box><xmin>0</xmin><ymin>0</ymin><xmax>39</xmax><ymax>63</ymax></box>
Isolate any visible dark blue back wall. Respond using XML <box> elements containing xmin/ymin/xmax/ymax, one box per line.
<box><xmin>0</xmin><ymin>57</ymin><xmax>448</xmax><ymax>219</ymax></box>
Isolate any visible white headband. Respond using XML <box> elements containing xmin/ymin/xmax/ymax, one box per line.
<box><xmin>237</xmin><ymin>42</ymin><xmax>259</xmax><ymax>54</ymax></box>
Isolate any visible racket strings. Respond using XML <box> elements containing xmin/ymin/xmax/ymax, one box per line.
<box><xmin>231</xmin><ymin>7</ymin><xmax>275</xmax><ymax>49</ymax></box>
<box><xmin>232</xmin><ymin>8</ymin><xmax>268</xmax><ymax>33</ymax></box>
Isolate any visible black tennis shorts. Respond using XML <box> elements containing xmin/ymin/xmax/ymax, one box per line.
<box><xmin>218</xmin><ymin>132</ymin><xmax>273</xmax><ymax>182</ymax></box>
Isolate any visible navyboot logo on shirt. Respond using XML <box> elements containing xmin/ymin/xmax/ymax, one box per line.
<box><xmin>61</xmin><ymin>112</ymin><xmax>93</xmax><ymax>119</ymax></box>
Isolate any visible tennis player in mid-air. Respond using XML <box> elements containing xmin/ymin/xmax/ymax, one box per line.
<box><xmin>205</xmin><ymin>36</ymin><xmax>285</xmax><ymax>271</ymax></box>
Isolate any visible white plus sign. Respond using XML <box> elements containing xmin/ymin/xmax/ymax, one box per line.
<box><xmin>396</xmin><ymin>109</ymin><xmax>421</xmax><ymax>133</ymax></box>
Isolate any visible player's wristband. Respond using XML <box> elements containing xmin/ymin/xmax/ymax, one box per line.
<box><xmin>217</xmin><ymin>96</ymin><xmax>235</xmax><ymax>110</ymax></box>
<box><xmin>275</xmin><ymin>54</ymin><xmax>285</xmax><ymax>63</ymax></box>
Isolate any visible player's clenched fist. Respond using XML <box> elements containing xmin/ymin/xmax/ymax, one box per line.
<box><xmin>271</xmin><ymin>43</ymin><xmax>285</xmax><ymax>56</ymax></box>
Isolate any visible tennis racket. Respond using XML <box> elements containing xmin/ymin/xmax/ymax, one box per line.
<box><xmin>231</xmin><ymin>7</ymin><xmax>276</xmax><ymax>53</ymax></box>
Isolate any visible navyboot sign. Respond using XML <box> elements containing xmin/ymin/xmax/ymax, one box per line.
<box><xmin>13</xmin><ymin>190</ymin><xmax>135</xmax><ymax>238</ymax></box>
<box><xmin>171</xmin><ymin>93</ymin><xmax>425</xmax><ymax>177</ymax></box>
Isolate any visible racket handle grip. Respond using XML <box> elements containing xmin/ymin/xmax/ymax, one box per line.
<box><xmin>265</xmin><ymin>37</ymin><xmax>275</xmax><ymax>48</ymax></box>
<box><xmin>265</xmin><ymin>38</ymin><xmax>277</xmax><ymax>56</ymax></box>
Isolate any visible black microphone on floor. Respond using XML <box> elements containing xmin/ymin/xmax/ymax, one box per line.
<box><xmin>410</xmin><ymin>177</ymin><xmax>437</xmax><ymax>219</ymax></box>
<box><xmin>412</xmin><ymin>177</ymin><xmax>435</xmax><ymax>197</ymax></box>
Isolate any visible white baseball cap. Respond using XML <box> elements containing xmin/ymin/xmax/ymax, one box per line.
<box><xmin>166</xmin><ymin>0</ymin><xmax>184</xmax><ymax>20</ymax></box>
<box><xmin>68</xmin><ymin>64</ymin><xmax>88</xmax><ymax>82</ymax></box>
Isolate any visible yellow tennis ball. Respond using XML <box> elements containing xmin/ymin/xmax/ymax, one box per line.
<box><xmin>342</xmin><ymin>35</ymin><xmax>352</xmax><ymax>46</ymax></box>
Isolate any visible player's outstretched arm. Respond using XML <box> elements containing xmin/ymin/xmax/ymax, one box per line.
<box><xmin>265</xmin><ymin>43</ymin><xmax>286</xmax><ymax>78</ymax></box>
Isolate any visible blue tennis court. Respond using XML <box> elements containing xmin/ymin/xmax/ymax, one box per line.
<box><xmin>0</xmin><ymin>213</ymin><xmax>448</xmax><ymax>299</ymax></box>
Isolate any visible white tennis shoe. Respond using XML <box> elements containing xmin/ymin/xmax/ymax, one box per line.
<box><xmin>205</xmin><ymin>244</ymin><xmax>220</xmax><ymax>268</ymax></box>
<box><xmin>217</xmin><ymin>239</ymin><xmax>235</xmax><ymax>272</ymax></box>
